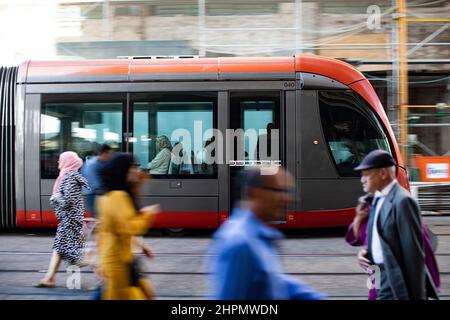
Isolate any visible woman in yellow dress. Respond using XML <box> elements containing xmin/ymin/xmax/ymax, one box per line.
<box><xmin>97</xmin><ymin>153</ymin><xmax>158</xmax><ymax>300</ymax></box>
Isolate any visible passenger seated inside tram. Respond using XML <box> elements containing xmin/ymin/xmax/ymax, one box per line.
<box><xmin>192</xmin><ymin>150</ymin><xmax>202</xmax><ymax>174</ymax></box>
<box><xmin>255</xmin><ymin>123</ymin><xmax>276</xmax><ymax>161</ymax></box>
<box><xmin>327</xmin><ymin>121</ymin><xmax>359</xmax><ymax>176</ymax></box>
<box><xmin>146</xmin><ymin>135</ymin><xmax>172</xmax><ymax>174</ymax></box>
<box><xmin>201</xmin><ymin>136</ymin><xmax>216</xmax><ymax>175</ymax></box>
<box><xmin>170</xmin><ymin>142</ymin><xmax>183</xmax><ymax>175</ymax></box>
<box><xmin>170</xmin><ymin>142</ymin><xmax>194</xmax><ymax>175</ymax></box>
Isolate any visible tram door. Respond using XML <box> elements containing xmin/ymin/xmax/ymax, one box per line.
<box><xmin>229</xmin><ymin>91</ymin><xmax>286</xmax><ymax>222</ymax></box>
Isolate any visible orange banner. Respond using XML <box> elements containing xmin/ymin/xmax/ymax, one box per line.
<box><xmin>413</xmin><ymin>156</ymin><xmax>450</xmax><ymax>182</ymax></box>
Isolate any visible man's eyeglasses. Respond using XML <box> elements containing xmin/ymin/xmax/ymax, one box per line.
<box><xmin>257</xmin><ymin>185</ymin><xmax>295</xmax><ymax>194</ymax></box>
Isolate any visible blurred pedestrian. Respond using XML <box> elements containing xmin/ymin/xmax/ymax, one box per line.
<box><xmin>35</xmin><ymin>151</ymin><xmax>89</xmax><ymax>288</ymax></box>
<box><xmin>97</xmin><ymin>153</ymin><xmax>158</xmax><ymax>300</ymax></box>
<box><xmin>207</xmin><ymin>167</ymin><xmax>326</xmax><ymax>300</ymax></box>
<box><xmin>81</xmin><ymin>144</ymin><xmax>113</xmax><ymax>218</ymax></box>
<box><xmin>354</xmin><ymin>149</ymin><xmax>439</xmax><ymax>300</ymax></box>
<box><xmin>129</xmin><ymin>167</ymin><xmax>157</xmax><ymax>299</ymax></box>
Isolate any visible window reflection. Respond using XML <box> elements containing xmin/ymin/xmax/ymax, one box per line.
<box><xmin>243</xmin><ymin>106</ymin><xmax>275</xmax><ymax>161</ymax></box>
<box><xmin>132</xmin><ymin>94</ymin><xmax>216</xmax><ymax>178</ymax></box>
<box><xmin>319</xmin><ymin>91</ymin><xmax>391</xmax><ymax>177</ymax></box>
<box><xmin>41</xmin><ymin>102</ymin><xmax>123</xmax><ymax>178</ymax></box>
<box><xmin>231</xmin><ymin>99</ymin><xmax>279</xmax><ymax>162</ymax></box>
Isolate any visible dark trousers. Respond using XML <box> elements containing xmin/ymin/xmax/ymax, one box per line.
<box><xmin>85</xmin><ymin>194</ymin><xmax>97</xmax><ymax>218</ymax></box>
<box><xmin>377</xmin><ymin>265</ymin><xmax>395</xmax><ymax>300</ymax></box>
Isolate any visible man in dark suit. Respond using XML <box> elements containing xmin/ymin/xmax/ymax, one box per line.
<box><xmin>355</xmin><ymin>150</ymin><xmax>437</xmax><ymax>300</ymax></box>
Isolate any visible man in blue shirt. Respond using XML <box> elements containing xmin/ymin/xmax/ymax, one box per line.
<box><xmin>208</xmin><ymin>168</ymin><xmax>326</xmax><ymax>300</ymax></box>
<box><xmin>81</xmin><ymin>144</ymin><xmax>113</xmax><ymax>218</ymax></box>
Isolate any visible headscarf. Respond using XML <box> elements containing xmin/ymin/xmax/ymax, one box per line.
<box><xmin>53</xmin><ymin>151</ymin><xmax>83</xmax><ymax>194</ymax></box>
<box><xmin>156</xmin><ymin>135</ymin><xmax>172</xmax><ymax>152</ymax></box>
<box><xmin>101</xmin><ymin>153</ymin><xmax>134</xmax><ymax>193</ymax></box>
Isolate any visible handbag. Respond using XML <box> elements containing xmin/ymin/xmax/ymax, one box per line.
<box><xmin>130</xmin><ymin>256</ymin><xmax>144</xmax><ymax>287</ymax></box>
<box><xmin>427</xmin><ymin>226</ymin><xmax>439</xmax><ymax>252</ymax></box>
<box><xmin>79</xmin><ymin>218</ymin><xmax>100</xmax><ymax>268</ymax></box>
<box><xmin>49</xmin><ymin>192</ymin><xmax>66</xmax><ymax>219</ymax></box>
<box><xmin>129</xmin><ymin>256</ymin><xmax>155</xmax><ymax>299</ymax></box>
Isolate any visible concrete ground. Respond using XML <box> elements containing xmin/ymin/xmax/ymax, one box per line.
<box><xmin>0</xmin><ymin>216</ymin><xmax>449</xmax><ymax>300</ymax></box>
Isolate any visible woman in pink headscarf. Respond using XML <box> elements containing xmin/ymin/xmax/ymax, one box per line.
<box><xmin>36</xmin><ymin>151</ymin><xmax>89</xmax><ymax>288</ymax></box>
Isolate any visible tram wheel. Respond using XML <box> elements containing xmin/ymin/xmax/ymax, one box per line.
<box><xmin>164</xmin><ymin>228</ymin><xmax>187</xmax><ymax>236</ymax></box>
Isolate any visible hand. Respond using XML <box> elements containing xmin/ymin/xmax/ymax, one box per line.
<box><xmin>142</xmin><ymin>244</ymin><xmax>155</xmax><ymax>258</ymax></box>
<box><xmin>357</xmin><ymin>248</ymin><xmax>372</xmax><ymax>271</ymax></box>
<box><xmin>352</xmin><ymin>203</ymin><xmax>369</xmax><ymax>237</ymax></box>
<box><xmin>355</xmin><ymin>203</ymin><xmax>369</xmax><ymax>220</ymax></box>
<box><xmin>141</xmin><ymin>205</ymin><xmax>160</xmax><ymax>223</ymax></box>
<box><xmin>140</xmin><ymin>204</ymin><xmax>161</xmax><ymax>214</ymax></box>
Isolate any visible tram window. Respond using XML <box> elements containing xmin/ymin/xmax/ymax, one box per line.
<box><xmin>229</xmin><ymin>94</ymin><xmax>280</xmax><ymax>162</ymax></box>
<box><xmin>132</xmin><ymin>93</ymin><xmax>217</xmax><ymax>178</ymax></box>
<box><xmin>244</xmin><ymin>107</ymin><xmax>275</xmax><ymax>160</ymax></box>
<box><xmin>41</xmin><ymin>102</ymin><xmax>123</xmax><ymax>179</ymax></box>
<box><xmin>319</xmin><ymin>91</ymin><xmax>391</xmax><ymax>177</ymax></box>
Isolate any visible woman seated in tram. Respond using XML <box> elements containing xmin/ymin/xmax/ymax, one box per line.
<box><xmin>146</xmin><ymin>135</ymin><xmax>172</xmax><ymax>174</ymax></box>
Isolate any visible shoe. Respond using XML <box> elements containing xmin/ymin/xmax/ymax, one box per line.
<box><xmin>34</xmin><ymin>281</ymin><xmax>56</xmax><ymax>288</ymax></box>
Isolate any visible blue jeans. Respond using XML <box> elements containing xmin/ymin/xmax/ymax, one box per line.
<box><xmin>85</xmin><ymin>194</ymin><xmax>97</xmax><ymax>218</ymax></box>
<box><xmin>91</xmin><ymin>286</ymin><xmax>102</xmax><ymax>300</ymax></box>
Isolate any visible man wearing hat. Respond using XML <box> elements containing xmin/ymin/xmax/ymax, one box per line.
<box><xmin>354</xmin><ymin>149</ymin><xmax>432</xmax><ymax>300</ymax></box>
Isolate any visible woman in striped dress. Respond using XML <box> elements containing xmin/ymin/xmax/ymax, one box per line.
<box><xmin>36</xmin><ymin>151</ymin><xmax>89</xmax><ymax>288</ymax></box>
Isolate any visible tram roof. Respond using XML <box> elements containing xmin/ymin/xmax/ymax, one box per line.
<box><xmin>18</xmin><ymin>54</ymin><xmax>365</xmax><ymax>85</ymax></box>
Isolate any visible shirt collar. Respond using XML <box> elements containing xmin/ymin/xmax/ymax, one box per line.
<box><xmin>234</xmin><ymin>207</ymin><xmax>284</xmax><ymax>241</ymax></box>
<box><xmin>374</xmin><ymin>179</ymin><xmax>397</xmax><ymax>199</ymax></box>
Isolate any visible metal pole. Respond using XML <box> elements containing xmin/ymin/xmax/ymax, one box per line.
<box><xmin>409</xmin><ymin>124</ymin><xmax>450</xmax><ymax>127</ymax></box>
<box><xmin>102</xmin><ymin>0</ymin><xmax>111</xmax><ymax>40</ymax></box>
<box><xmin>397</xmin><ymin>0</ymin><xmax>409</xmax><ymax>166</ymax></box>
<box><xmin>403</xmin><ymin>105</ymin><xmax>449</xmax><ymax>108</ymax></box>
<box><xmin>294</xmin><ymin>0</ymin><xmax>302</xmax><ymax>54</ymax></box>
<box><xmin>390</xmin><ymin>0</ymin><xmax>400</xmax><ymax>139</ymax></box>
<box><xmin>345</xmin><ymin>59</ymin><xmax>450</xmax><ymax>64</ymax></box>
<box><xmin>198</xmin><ymin>0</ymin><xmax>206</xmax><ymax>57</ymax></box>
<box><xmin>406</xmin><ymin>18</ymin><xmax>450</xmax><ymax>23</ymax></box>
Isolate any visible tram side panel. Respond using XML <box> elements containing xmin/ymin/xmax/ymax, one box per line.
<box><xmin>34</xmin><ymin>87</ymin><xmax>222</xmax><ymax>229</ymax></box>
<box><xmin>296</xmin><ymin>90</ymin><xmax>360</xmax><ymax>228</ymax></box>
<box><xmin>129</xmin><ymin>89</ymin><xmax>221</xmax><ymax>229</ymax></box>
<box><xmin>23</xmin><ymin>94</ymin><xmax>42</xmax><ymax>227</ymax></box>
<box><xmin>0</xmin><ymin>67</ymin><xmax>18</xmax><ymax>228</ymax></box>
<box><xmin>14</xmin><ymin>82</ymin><xmax>26</xmax><ymax>228</ymax></box>
<box><xmin>133</xmin><ymin>169</ymin><xmax>221</xmax><ymax>230</ymax></box>
<box><xmin>295</xmin><ymin>88</ymin><xmax>400</xmax><ymax>228</ymax></box>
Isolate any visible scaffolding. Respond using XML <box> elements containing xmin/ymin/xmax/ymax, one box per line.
<box><xmin>394</xmin><ymin>0</ymin><xmax>450</xmax><ymax>166</ymax></box>
<box><xmin>197</xmin><ymin>0</ymin><xmax>304</xmax><ymax>56</ymax></box>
